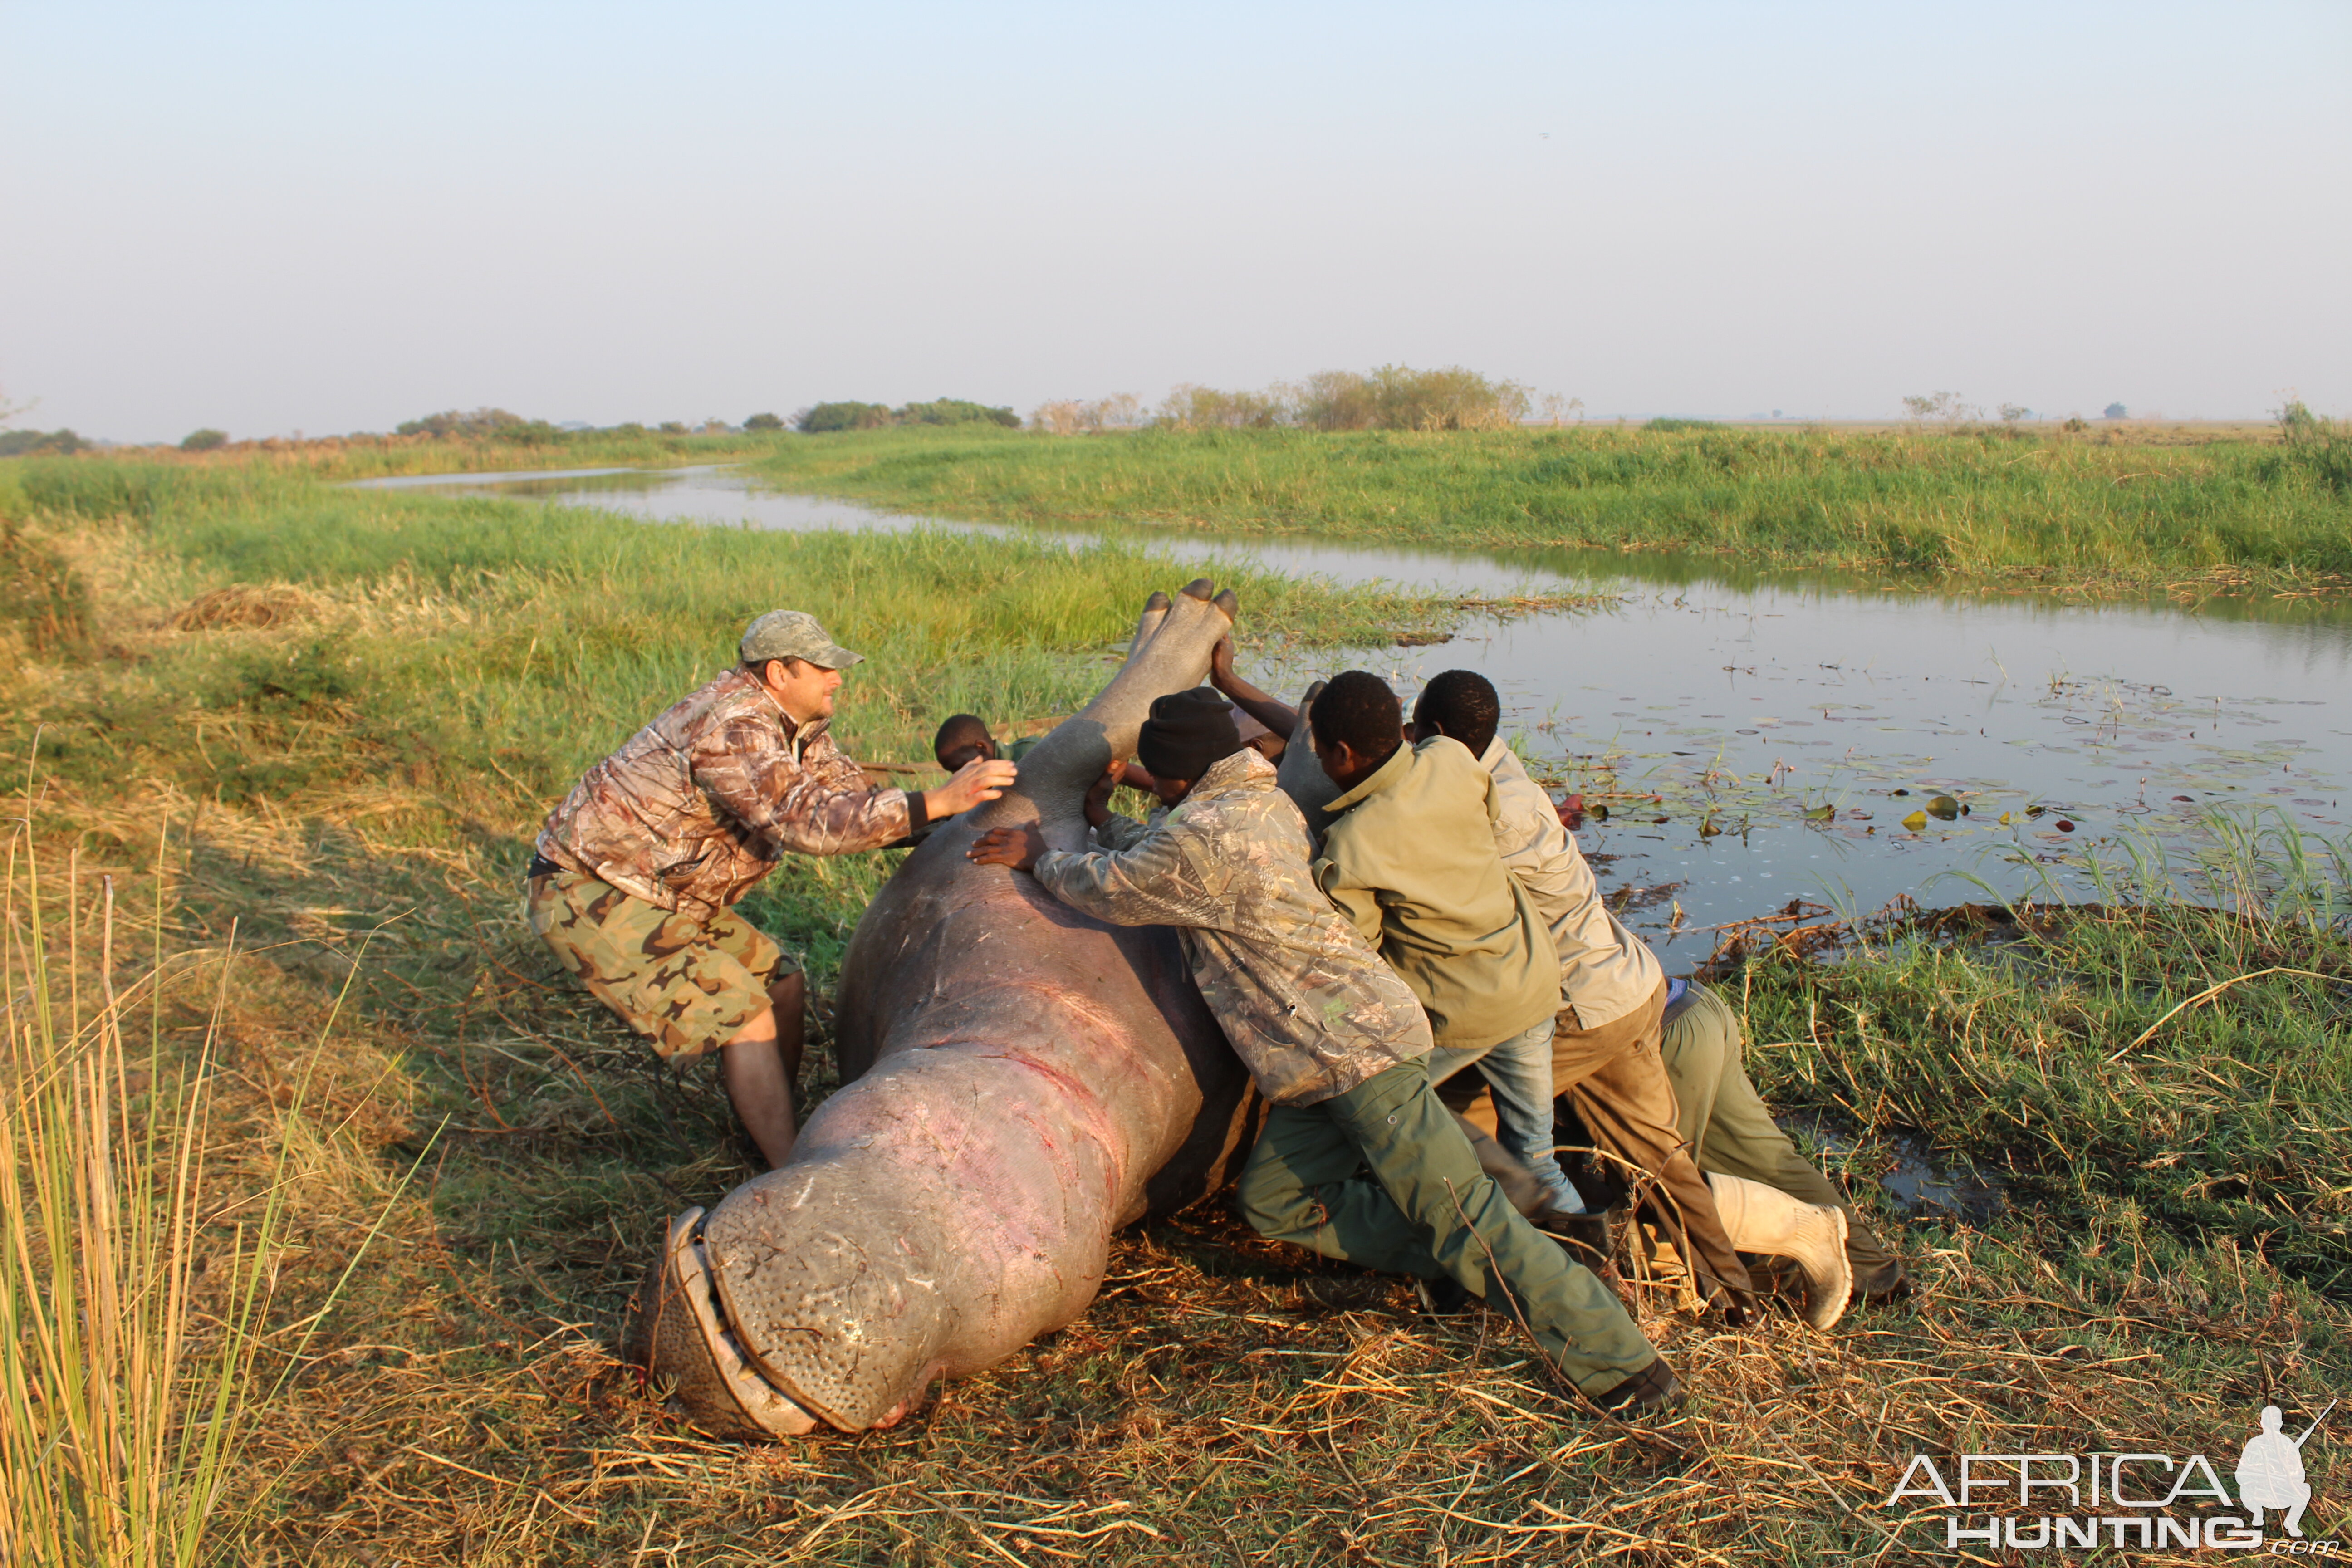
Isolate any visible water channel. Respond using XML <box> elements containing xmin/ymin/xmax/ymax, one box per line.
<box><xmin>355</xmin><ymin>464</ymin><xmax>2352</xmax><ymax>960</ymax></box>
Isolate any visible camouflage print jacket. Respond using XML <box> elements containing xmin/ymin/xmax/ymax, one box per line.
<box><xmin>535</xmin><ymin>667</ymin><xmax>911</xmax><ymax>923</ymax></box>
<box><xmin>1033</xmin><ymin>748</ymin><xmax>1431</xmax><ymax>1106</ymax></box>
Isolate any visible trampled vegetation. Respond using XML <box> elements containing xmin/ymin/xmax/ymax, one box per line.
<box><xmin>2</xmin><ymin>446</ymin><xmax>2349</xmax><ymax>1564</ymax></box>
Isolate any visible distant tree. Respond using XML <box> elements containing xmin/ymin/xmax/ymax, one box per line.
<box><xmin>1030</xmin><ymin>394</ymin><xmax>1144</xmax><ymax>434</ymax></box>
<box><xmin>1901</xmin><ymin>391</ymin><xmax>1989</xmax><ymax>424</ymax></box>
<box><xmin>1538</xmin><ymin>393</ymin><xmax>1585</xmax><ymax>426</ymax></box>
<box><xmin>657</xmin><ymin>421</ymin><xmax>689</xmax><ymax>435</ymax></box>
<box><xmin>1157</xmin><ymin>384</ymin><xmax>1289</xmax><ymax>431</ymax></box>
<box><xmin>1029</xmin><ymin>401</ymin><xmax>1081</xmax><ymax>436</ymax></box>
<box><xmin>796</xmin><ymin>402</ymin><xmax>893</xmax><ymax>433</ymax></box>
<box><xmin>180</xmin><ymin>428</ymin><xmax>229</xmax><ymax>451</ymax></box>
<box><xmin>1998</xmin><ymin>404</ymin><xmax>2033</xmax><ymax>422</ymax></box>
<box><xmin>1080</xmin><ymin>393</ymin><xmax>1143</xmax><ymax>432</ymax></box>
<box><xmin>2103</xmin><ymin>402</ymin><xmax>2128</xmax><ymax>420</ymax></box>
<box><xmin>744</xmin><ymin>412</ymin><xmax>785</xmax><ymax>431</ymax></box>
<box><xmin>396</xmin><ymin>407</ymin><xmax>538</xmax><ymax>439</ymax></box>
<box><xmin>0</xmin><ymin>428</ymin><xmax>87</xmax><ymax>456</ymax></box>
<box><xmin>895</xmin><ymin>398</ymin><xmax>1020</xmax><ymax>428</ymax></box>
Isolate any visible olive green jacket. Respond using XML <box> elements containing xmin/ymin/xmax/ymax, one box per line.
<box><xmin>1313</xmin><ymin>736</ymin><xmax>1560</xmax><ymax>1052</ymax></box>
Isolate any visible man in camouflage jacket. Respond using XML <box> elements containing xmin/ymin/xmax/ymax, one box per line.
<box><xmin>967</xmin><ymin>688</ymin><xmax>1675</xmax><ymax>1413</ymax></box>
<box><xmin>528</xmin><ymin>610</ymin><xmax>1015</xmax><ymax>1166</ymax></box>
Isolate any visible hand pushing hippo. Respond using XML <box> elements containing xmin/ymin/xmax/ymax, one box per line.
<box><xmin>626</xmin><ymin>580</ymin><xmax>1263</xmax><ymax>1436</ymax></box>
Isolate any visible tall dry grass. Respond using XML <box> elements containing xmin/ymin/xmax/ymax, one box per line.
<box><xmin>0</xmin><ymin>816</ymin><xmax>394</xmax><ymax>1568</ymax></box>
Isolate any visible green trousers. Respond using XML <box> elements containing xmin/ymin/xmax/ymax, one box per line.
<box><xmin>1661</xmin><ymin>983</ymin><xmax>1895</xmax><ymax>1277</ymax></box>
<box><xmin>1235</xmin><ymin>1058</ymin><xmax>1658</xmax><ymax>1395</ymax></box>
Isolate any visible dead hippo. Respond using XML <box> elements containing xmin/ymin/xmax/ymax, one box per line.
<box><xmin>626</xmin><ymin>579</ymin><xmax>1264</xmax><ymax>1437</ymax></box>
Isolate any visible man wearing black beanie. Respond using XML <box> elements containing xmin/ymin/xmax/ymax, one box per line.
<box><xmin>1134</xmin><ymin>687</ymin><xmax>1241</xmax><ymax>788</ymax></box>
<box><xmin>968</xmin><ymin>688</ymin><xmax>1674</xmax><ymax>1414</ymax></box>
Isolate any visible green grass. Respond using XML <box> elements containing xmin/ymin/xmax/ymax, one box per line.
<box><xmin>5</xmin><ymin>446</ymin><xmax>2350</xmax><ymax>1563</ymax></box>
<box><xmin>3</xmin><ymin>455</ymin><xmax>1483</xmax><ymax>830</ymax></box>
<box><xmin>1733</xmin><ymin>819</ymin><xmax>2352</xmax><ymax>1294</ymax></box>
<box><xmin>744</xmin><ymin>423</ymin><xmax>2352</xmax><ymax>590</ymax></box>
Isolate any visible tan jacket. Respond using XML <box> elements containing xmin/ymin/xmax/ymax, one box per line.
<box><xmin>1482</xmin><ymin>741</ymin><xmax>1663</xmax><ymax>1032</ymax></box>
<box><xmin>1313</xmin><ymin>736</ymin><xmax>1559</xmax><ymax>1052</ymax></box>
<box><xmin>535</xmin><ymin>667</ymin><xmax>910</xmax><ymax>922</ymax></box>
<box><xmin>1034</xmin><ymin>749</ymin><xmax>1431</xmax><ymax>1106</ymax></box>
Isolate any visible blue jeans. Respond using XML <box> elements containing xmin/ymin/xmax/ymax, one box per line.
<box><xmin>1427</xmin><ymin>1014</ymin><xmax>1586</xmax><ymax>1213</ymax></box>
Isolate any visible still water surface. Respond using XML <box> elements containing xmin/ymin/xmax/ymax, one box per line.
<box><xmin>356</xmin><ymin>465</ymin><xmax>2352</xmax><ymax>958</ymax></box>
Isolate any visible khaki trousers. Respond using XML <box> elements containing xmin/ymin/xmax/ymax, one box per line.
<box><xmin>1661</xmin><ymin>982</ymin><xmax>1896</xmax><ymax>1278</ymax></box>
<box><xmin>1443</xmin><ymin>980</ymin><xmax>1754</xmax><ymax>1312</ymax></box>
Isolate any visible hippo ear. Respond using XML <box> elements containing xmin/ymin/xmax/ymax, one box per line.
<box><xmin>1212</xmin><ymin>587</ymin><xmax>1238</xmax><ymax>622</ymax></box>
<box><xmin>1180</xmin><ymin>578</ymin><xmax>1215</xmax><ymax>601</ymax></box>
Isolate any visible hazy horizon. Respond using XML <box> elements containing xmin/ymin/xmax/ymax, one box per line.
<box><xmin>5</xmin><ymin>1</ymin><xmax>2347</xmax><ymax>444</ymax></box>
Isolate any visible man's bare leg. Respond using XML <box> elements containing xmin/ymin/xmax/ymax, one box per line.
<box><xmin>769</xmin><ymin>970</ymin><xmax>806</xmax><ymax>1089</ymax></box>
<box><xmin>722</xmin><ymin>1010</ymin><xmax>795</xmax><ymax>1168</ymax></box>
<box><xmin>720</xmin><ymin>973</ymin><xmax>807</xmax><ymax>1168</ymax></box>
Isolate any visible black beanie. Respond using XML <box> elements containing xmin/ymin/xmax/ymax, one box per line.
<box><xmin>1135</xmin><ymin>688</ymin><xmax>1242</xmax><ymax>784</ymax></box>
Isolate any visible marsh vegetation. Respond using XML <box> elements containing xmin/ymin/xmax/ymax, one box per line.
<box><xmin>2</xmin><ymin>443</ymin><xmax>2348</xmax><ymax>1563</ymax></box>
<box><xmin>752</xmin><ymin>416</ymin><xmax>2352</xmax><ymax>593</ymax></box>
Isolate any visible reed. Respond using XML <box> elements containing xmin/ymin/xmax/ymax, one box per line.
<box><xmin>0</xmin><ymin>820</ymin><xmax>259</xmax><ymax>1568</ymax></box>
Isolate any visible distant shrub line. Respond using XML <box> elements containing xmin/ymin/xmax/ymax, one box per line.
<box><xmin>1033</xmin><ymin>365</ymin><xmax>1547</xmax><ymax>435</ymax></box>
<box><xmin>795</xmin><ymin>398</ymin><xmax>1021</xmax><ymax>434</ymax></box>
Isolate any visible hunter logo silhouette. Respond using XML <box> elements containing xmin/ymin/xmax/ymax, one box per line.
<box><xmin>2237</xmin><ymin>1400</ymin><xmax>2332</xmax><ymax>1538</ymax></box>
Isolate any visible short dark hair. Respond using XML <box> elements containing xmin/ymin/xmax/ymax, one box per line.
<box><xmin>932</xmin><ymin>713</ymin><xmax>994</xmax><ymax>767</ymax></box>
<box><xmin>1309</xmin><ymin>671</ymin><xmax>1403</xmax><ymax>760</ymax></box>
<box><xmin>1413</xmin><ymin>669</ymin><xmax>1501</xmax><ymax>756</ymax></box>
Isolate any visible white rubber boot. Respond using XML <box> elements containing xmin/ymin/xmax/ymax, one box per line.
<box><xmin>1704</xmin><ymin>1173</ymin><xmax>1852</xmax><ymax>1330</ymax></box>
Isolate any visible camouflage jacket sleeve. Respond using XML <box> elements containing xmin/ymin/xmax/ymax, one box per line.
<box><xmin>1090</xmin><ymin>813</ymin><xmax>1152</xmax><ymax>852</ymax></box>
<box><xmin>693</xmin><ymin>717</ymin><xmax>911</xmax><ymax>857</ymax></box>
<box><xmin>1034</xmin><ymin>815</ymin><xmax>1218</xmax><ymax>931</ymax></box>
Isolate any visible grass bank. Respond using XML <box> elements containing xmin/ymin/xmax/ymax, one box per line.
<box><xmin>746</xmin><ymin>423</ymin><xmax>2352</xmax><ymax>594</ymax></box>
<box><xmin>3</xmin><ymin>448</ymin><xmax>2348</xmax><ymax>1563</ymax></box>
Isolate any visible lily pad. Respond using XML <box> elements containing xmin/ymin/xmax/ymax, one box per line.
<box><xmin>1803</xmin><ymin>804</ymin><xmax>1835</xmax><ymax>822</ymax></box>
<box><xmin>1927</xmin><ymin>794</ymin><xmax>1960</xmax><ymax>820</ymax></box>
<box><xmin>1902</xmin><ymin>810</ymin><xmax>1928</xmax><ymax>831</ymax></box>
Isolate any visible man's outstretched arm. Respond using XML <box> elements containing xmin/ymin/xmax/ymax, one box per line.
<box><xmin>1209</xmin><ymin>636</ymin><xmax>1298</xmax><ymax>739</ymax></box>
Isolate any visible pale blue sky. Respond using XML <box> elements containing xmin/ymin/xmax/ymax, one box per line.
<box><xmin>4</xmin><ymin>2</ymin><xmax>2347</xmax><ymax>441</ymax></box>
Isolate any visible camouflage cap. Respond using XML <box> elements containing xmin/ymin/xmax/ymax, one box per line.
<box><xmin>739</xmin><ymin>610</ymin><xmax>863</xmax><ymax>671</ymax></box>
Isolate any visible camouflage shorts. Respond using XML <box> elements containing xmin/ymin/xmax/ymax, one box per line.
<box><xmin>524</xmin><ymin>870</ymin><xmax>794</xmax><ymax>1061</ymax></box>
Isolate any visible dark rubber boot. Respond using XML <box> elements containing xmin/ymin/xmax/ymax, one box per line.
<box><xmin>1855</xmin><ymin>1258</ymin><xmax>1913</xmax><ymax>1305</ymax></box>
<box><xmin>1592</xmin><ymin>1357</ymin><xmax>1681</xmax><ymax>1416</ymax></box>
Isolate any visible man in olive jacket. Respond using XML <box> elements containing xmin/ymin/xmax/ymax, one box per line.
<box><xmin>1302</xmin><ymin>671</ymin><xmax>1754</xmax><ymax>1318</ymax></box>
